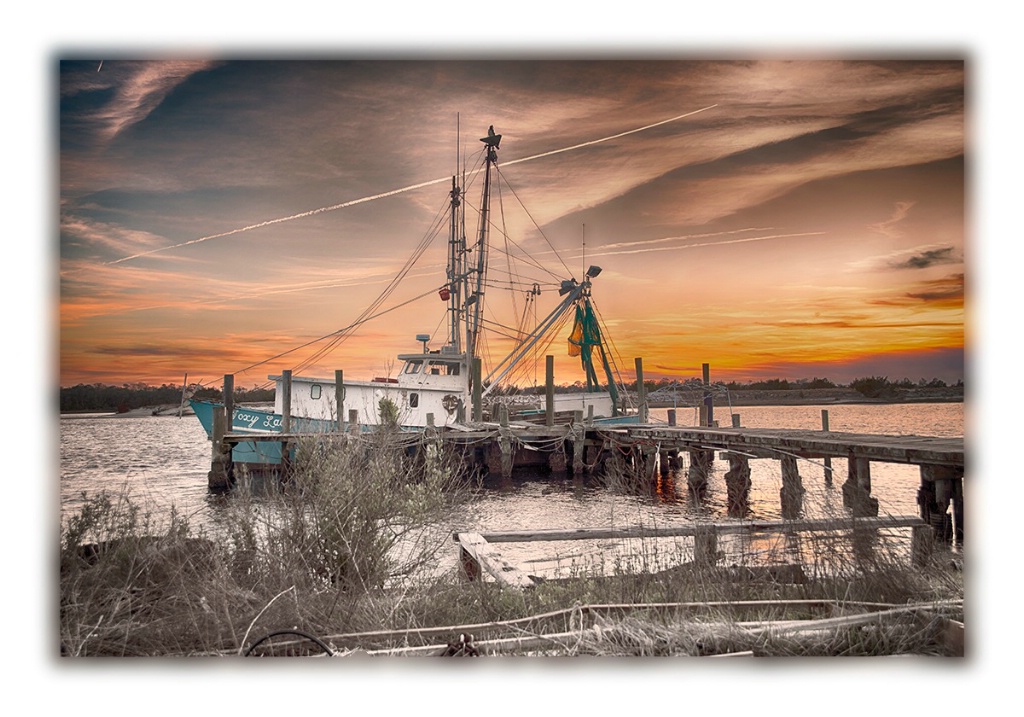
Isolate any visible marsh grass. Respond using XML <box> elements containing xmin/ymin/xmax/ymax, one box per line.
<box><xmin>60</xmin><ymin>433</ymin><xmax>963</xmax><ymax>657</ymax></box>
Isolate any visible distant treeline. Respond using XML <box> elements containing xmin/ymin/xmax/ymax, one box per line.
<box><xmin>60</xmin><ymin>375</ymin><xmax>962</xmax><ymax>413</ymax></box>
<box><xmin>59</xmin><ymin>383</ymin><xmax>274</xmax><ymax>414</ymax></box>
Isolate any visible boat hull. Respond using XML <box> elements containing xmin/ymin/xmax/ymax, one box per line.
<box><xmin>190</xmin><ymin>399</ymin><xmax>339</xmax><ymax>464</ymax></box>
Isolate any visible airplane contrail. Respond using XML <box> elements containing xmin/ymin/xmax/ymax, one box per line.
<box><xmin>104</xmin><ymin>104</ymin><xmax>719</xmax><ymax>266</ymax></box>
<box><xmin>503</xmin><ymin>104</ymin><xmax>718</xmax><ymax>168</ymax></box>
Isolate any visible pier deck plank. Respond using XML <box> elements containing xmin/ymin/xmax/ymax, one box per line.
<box><xmin>223</xmin><ymin>422</ymin><xmax>964</xmax><ymax>469</ymax></box>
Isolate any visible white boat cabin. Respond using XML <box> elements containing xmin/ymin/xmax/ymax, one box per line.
<box><xmin>270</xmin><ymin>349</ymin><xmax>470</xmax><ymax>429</ymax></box>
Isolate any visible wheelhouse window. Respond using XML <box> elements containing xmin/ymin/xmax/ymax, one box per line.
<box><xmin>404</xmin><ymin>360</ymin><xmax>423</xmax><ymax>374</ymax></box>
<box><xmin>428</xmin><ymin>361</ymin><xmax>459</xmax><ymax>376</ymax></box>
<box><xmin>311</xmin><ymin>384</ymin><xmax>322</xmax><ymax>400</ymax></box>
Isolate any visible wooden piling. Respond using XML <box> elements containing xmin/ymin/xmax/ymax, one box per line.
<box><xmin>208</xmin><ymin>404</ymin><xmax>232</xmax><ymax>492</ymax></box>
<box><xmin>498</xmin><ymin>404</ymin><xmax>513</xmax><ymax>479</ymax></box>
<box><xmin>919</xmin><ymin>464</ymin><xmax>961</xmax><ymax>544</ymax></box>
<box><xmin>635</xmin><ymin>357</ymin><xmax>648</xmax><ymax>424</ymax></box>
<box><xmin>952</xmin><ymin>474</ymin><xmax>964</xmax><ymax>545</ymax></box>
<box><xmin>702</xmin><ymin>363</ymin><xmax>713</xmax><ymax>427</ymax></box>
<box><xmin>780</xmin><ymin>455</ymin><xmax>805</xmax><ymax>519</ymax></box>
<box><xmin>694</xmin><ymin>524</ymin><xmax>718</xmax><ymax>567</ymax></box>
<box><xmin>844</xmin><ymin>456</ymin><xmax>878</xmax><ymax>517</ymax></box>
<box><xmin>335</xmin><ymin>370</ymin><xmax>344</xmax><ymax>432</ymax></box>
<box><xmin>223</xmin><ymin>374</ymin><xmax>234</xmax><ymax>426</ymax></box>
<box><xmin>821</xmin><ymin>409</ymin><xmax>833</xmax><ymax>485</ymax></box>
<box><xmin>472</xmin><ymin>358</ymin><xmax>483</xmax><ymax>422</ymax></box>
<box><xmin>723</xmin><ymin>452</ymin><xmax>751</xmax><ymax>517</ymax></box>
<box><xmin>667</xmin><ymin>408</ymin><xmax>677</xmax><ymax>426</ymax></box>
<box><xmin>688</xmin><ymin>448</ymin><xmax>713</xmax><ymax>497</ymax></box>
<box><xmin>348</xmin><ymin>408</ymin><xmax>359</xmax><ymax>435</ymax></box>
<box><xmin>281</xmin><ymin>370</ymin><xmax>292</xmax><ymax>434</ymax></box>
<box><xmin>545</xmin><ymin>355</ymin><xmax>554</xmax><ymax>427</ymax></box>
<box><xmin>572</xmin><ymin>411</ymin><xmax>585</xmax><ymax>474</ymax></box>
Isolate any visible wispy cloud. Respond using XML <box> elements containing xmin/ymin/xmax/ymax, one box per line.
<box><xmin>891</xmin><ymin>247</ymin><xmax>959</xmax><ymax>270</ymax></box>
<box><xmin>95</xmin><ymin>61</ymin><xmax>219</xmax><ymax>143</ymax></box>
<box><xmin>869</xmin><ymin>201</ymin><xmax>916</xmax><ymax>238</ymax></box>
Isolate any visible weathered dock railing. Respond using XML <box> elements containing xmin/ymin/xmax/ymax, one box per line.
<box><xmin>454</xmin><ymin>514</ymin><xmax>935</xmax><ymax>590</ymax></box>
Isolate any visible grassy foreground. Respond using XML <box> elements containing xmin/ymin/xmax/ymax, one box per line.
<box><xmin>60</xmin><ymin>432</ymin><xmax>964</xmax><ymax>657</ymax></box>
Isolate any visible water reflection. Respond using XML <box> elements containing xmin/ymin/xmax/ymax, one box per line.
<box><xmin>61</xmin><ymin>402</ymin><xmax>964</xmax><ymax>579</ymax></box>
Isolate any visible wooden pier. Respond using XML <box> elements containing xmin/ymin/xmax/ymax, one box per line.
<box><xmin>206</xmin><ymin>360</ymin><xmax>965</xmax><ymax>546</ymax></box>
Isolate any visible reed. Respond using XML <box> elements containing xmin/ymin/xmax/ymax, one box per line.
<box><xmin>59</xmin><ymin>434</ymin><xmax>963</xmax><ymax>657</ymax></box>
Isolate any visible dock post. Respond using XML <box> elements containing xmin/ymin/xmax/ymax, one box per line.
<box><xmin>472</xmin><ymin>358</ymin><xmax>483</xmax><ymax>422</ymax></box>
<box><xmin>223</xmin><ymin>374</ymin><xmax>234</xmax><ymax>425</ymax></box>
<box><xmin>498</xmin><ymin>404</ymin><xmax>513</xmax><ymax>479</ymax></box>
<box><xmin>694</xmin><ymin>524</ymin><xmax>718</xmax><ymax>568</ymax></box>
<box><xmin>641</xmin><ymin>443</ymin><xmax>658</xmax><ymax>482</ymax></box>
<box><xmin>572</xmin><ymin>411</ymin><xmax>586</xmax><ymax>474</ymax></box>
<box><xmin>335</xmin><ymin>370</ymin><xmax>344</xmax><ymax>432</ymax></box>
<box><xmin>281</xmin><ymin>370</ymin><xmax>292</xmax><ymax>433</ymax></box>
<box><xmin>702</xmin><ymin>363</ymin><xmax>713</xmax><ymax>427</ymax></box>
<box><xmin>723</xmin><ymin>452</ymin><xmax>751</xmax><ymax>517</ymax></box>
<box><xmin>688</xmin><ymin>448</ymin><xmax>713</xmax><ymax>499</ymax></box>
<box><xmin>952</xmin><ymin>473</ymin><xmax>964</xmax><ymax>545</ymax></box>
<box><xmin>635</xmin><ymin>358</ymin><xmax>648</xmax><ymax>424</ymax></box>
<box><xmin>208</xmin><ymin>404</ymin><xmax>233</xmax><ymax>492</ymax></box>
<box><xmin>821</xmin><ymin>409</ymin><xmax>833</xmax><ymax>485</ymax></box>
<box><xmin>348</xmin><ymin>408</ymin><xmax>359</xmax><ymax>435</ymax></box>
<box><xmin>280</xmin><ymin>370</ymin><xmax>292</xmax><ymax>474</ymax></box>
<box><xmin>545</xmin><ymin>355</ymin><xmax>554</xmax><ymax>427</ymax></box>
<box><xmin>731</xmin><ymin>413</ymin><xmax>741</xmax><ymax>428</ymax></box>
<box><xmin>843</xmin><ymin>456</ymin><xmax>878</xmax><ymax>517</ymax></box>
<box><xmin>780</xmin><ymin>455</ymin><xmax>805</xmax><ymax>519</ymax></box>
<box><xmin>667</xmin><ymin>408</ymin><xmax>677</xmax><ymax>426</ymax></box>
<box><xmin>918</xmin><ymin>464</ymin><xmax>959</xmax><ymax>544</ymax></box>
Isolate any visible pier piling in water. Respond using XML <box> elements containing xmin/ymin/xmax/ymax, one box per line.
<box><xmin>207</xmin><ymin>361</ymin><xmax>963</xmax><ymax>540</ymax></box>
<box><xmin>843</xmin><ymin>456</ymin><xmax>879</xmax><ymax>517</ymax></box>
<box><xmin>780</xmin><ymin>456</ymin><xmax>805</xmax><ymax>519</ymax></box>
<box><xmin>723</xmin><ymin>452</ymin><xmax>751</xmax><ymax>516</ymax></box>
<box><xmin>821</xmin><ymin>410</ymin><xmax>833</xmax><ymax>485</ymax></box>
<box><xmin>918</xmin><ymin>464</ymin><xmax>963</xmax><ymax>544</ymax></box>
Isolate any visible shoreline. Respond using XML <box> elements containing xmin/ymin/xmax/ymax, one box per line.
<box><xmin>61</xmin><ymin>390</ymin><xmax>964</xmax><ymax>418</ymax></box>
<box><xmin>650</xmin><ymin>386</ymin><xmax>963</xmax><ymax>408</ymax></box>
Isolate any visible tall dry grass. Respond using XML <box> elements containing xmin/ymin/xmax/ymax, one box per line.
<box><xmin>60</xmin><ymin>431</ymin><xmax>964</xmax><ymax>656</ymax></box>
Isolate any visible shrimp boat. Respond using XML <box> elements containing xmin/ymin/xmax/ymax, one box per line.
<box><xmin>190</xmin><ymin>126</ymin><xmax>634</xmax><ymax>465</ymax></box>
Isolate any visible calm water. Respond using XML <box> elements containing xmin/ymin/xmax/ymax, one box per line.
<box><xmin>60</xmin><ymin>402</ymin><xmax>964</xmax><ymax>578</ymax></box>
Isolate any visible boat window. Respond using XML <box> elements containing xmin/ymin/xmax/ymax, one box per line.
<box><xmin>434</xmin><ymin>362</ymin><xmax>459</xmax><ymax>376</ymax></box>
<box><xmin>404</xmin><ymin>360</ymin><xmax>422</xmax><ymax>374</ymax></box>
<box><xmin>409</xmin><ymin>392</ymin><xmax>419</xmax><ymax>408</ymax></box>
<box><xmin>311</xmin><ymin>384</ymin><xmax>322</xmax><ymax>400</ymax></box>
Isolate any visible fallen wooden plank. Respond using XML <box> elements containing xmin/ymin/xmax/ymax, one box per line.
<box><xmin>460</xmin><ymin>515</ymin><xmax>926</xmax><ymax>544</ymax></box>
<box><xmin>456</xmin><ymin>532</ymin><xmax>536</xmax><ymax>589</ymax></box>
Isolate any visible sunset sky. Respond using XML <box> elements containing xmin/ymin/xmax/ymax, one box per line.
<box><xmin>58</xmin><ymin>59</ymin><xmax>966</xmax><ymax>390</ymax></box>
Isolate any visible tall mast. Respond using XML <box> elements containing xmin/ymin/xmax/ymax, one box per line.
<box><xmin>446</xmin><ymin>176</ymin><xmax>463</xmax><ymax>352</ymax></box>
<box><xmin>466</xmin><ymin>125</ymin><xmax>501</xmax><ymax>369</ymax></box>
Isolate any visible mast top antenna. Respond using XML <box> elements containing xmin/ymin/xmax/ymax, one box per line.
<box><xmin>481</xmin><ymin>126</ymin><xmax>501</xmax><ymax>148</ymax></box>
